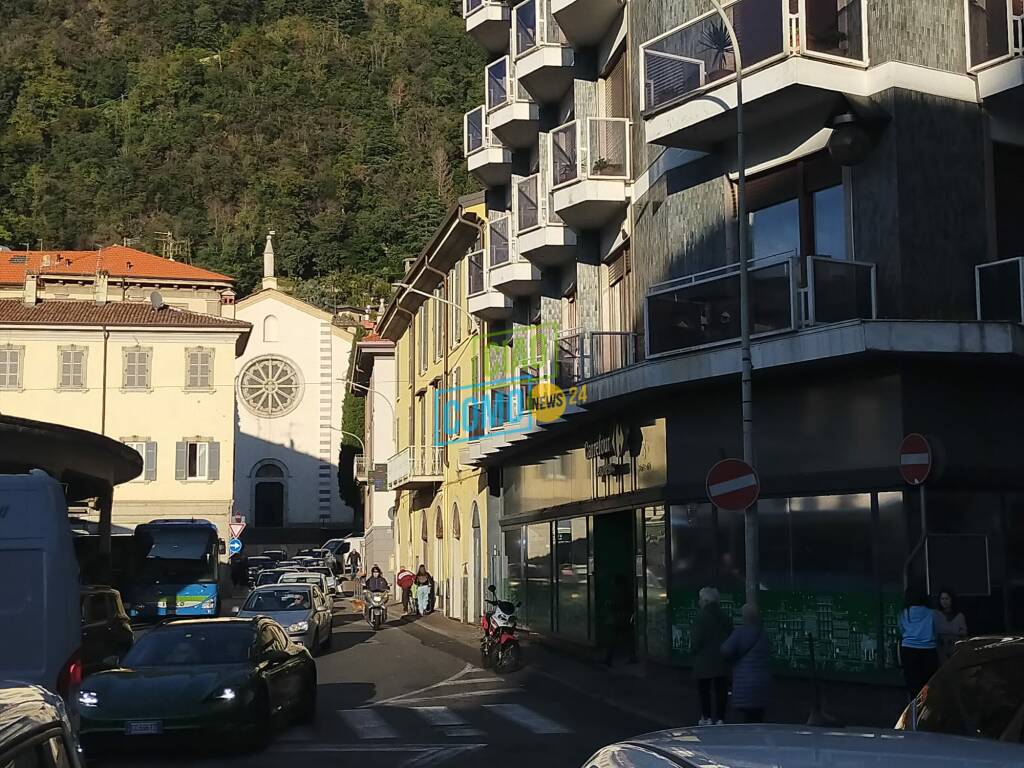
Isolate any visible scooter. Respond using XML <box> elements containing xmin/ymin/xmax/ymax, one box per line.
<box><xmin>365</xmin><ymin>590</ymin><xmax>388</xmax><ymax>631</ymax></box>
<box><xmin>479</xmin><ymin>584</ymin><xmax>521</xmax><ymax>672</ymax></box>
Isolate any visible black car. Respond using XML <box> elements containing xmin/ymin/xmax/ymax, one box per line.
<box><xmin>0</xmin><ymin>683</ymin><xmax>83</xmax><ymax>767</ymax></box>
<box><xmin>81</xmin><ymin>585</ymin><xmax>134</xmax><ymax>676</ymax></box>
<box><xmin>897</xmin><ymin>635</ymin><xmax>1024</xmax><ymax>742</ymax></box>
<box><xmin>245</xmin><ymin>556</ymin><xmax>274</xmax><ymax>588</ymax></box>
<box><xmin>263</xmin><ymin>549</ymin><xmax>288</xmax><ymax>563</ymax></box>
<box><xmin>79</xmin><ymin>617</ymin><xmax>317</xmax><ymax>751</ymax></box>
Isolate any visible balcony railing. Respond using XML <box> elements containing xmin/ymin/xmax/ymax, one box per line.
<box><xmin>641</xmin><ymin>0</ymin><xmax>867</xmax><ymax>113</ymax></box>
<box><xmin>489</xmin><ymin>214</ymin><xmax>511</xmax><ymax>267</ymax></box>
<box><xmin>515</xmin><ymin>173</ymin><xmax>565</xmax><ymax>234</ymax></box>
<box><xmin>354</xmin><ymin>454</ymin><xmax>367</xmax><ymax>482</ymax></box>
<box><xmin>977</xmin><ymin>257</ymin><xmax>1024</xmax><ymax>323</ymax></box>
<box><xmin>487</xmin><ymin>57</ymin><xmax>511</xmax><ymax>111</ymax></box>
<box><xmin>590</xmin><ymin>331</ymin><xmax>640</xmax><ymax>377</ymax></box>
<box><xmin>551</xmin><ymin>117</ymin><xmax>631</xmax><ymax>188</ymax></box>
<box><xmin>386</xmin><ymin>445</ymin><xmax>443</xmax><ymax>490</ymax></box>
<box><xmin>553</xmin><ymin>328</ymin><xmax>641</xmax><ymax>386</ymax></box>
<box><xmin>464</xmin><ymin>0</ymin><xmax>499</xmax><ymax>16</ymax></box>
<box><xmin>646</xmin><ymin>254</ymin><xmax>876</xmax><ymax>358</ymax></box>
<box><xmin>468</xmin><ymin>248</ymin><xmax>486</xmax><ymax>296</ymax></box>
<box><xmin>464</xmin><ymin>107</ymin><xmax>486</xmax><ymax>155</ymax></box>
<box><xmin>968</xmin><ymin>0</ymin><xmax>1023</xmax><ymax>71</ymax></box>
<box><xmin>513</xmin><ymin>0</ymin><xmax>568</xmax><ymax>56</ymax></box>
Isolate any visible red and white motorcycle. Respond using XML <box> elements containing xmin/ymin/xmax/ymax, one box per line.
<box><xmin>479</xmin><ymin>584</ymin><xmax>521</xmax><ymax>672</ymax></box>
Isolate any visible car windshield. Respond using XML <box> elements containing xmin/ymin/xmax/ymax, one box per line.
<box><xmin>256</xmin><ymin>572</ymin><xmax>282</xmax><ymax>586</ymax></box>
<box><xmin>244</xmin><ymin>589</ymin><xmax>311</xmax><ymax>612</ymax></box>
<box><xmin>123</xmin><ymin>625</ymin><xmax>252</xmax><ymax>666</ymax></box>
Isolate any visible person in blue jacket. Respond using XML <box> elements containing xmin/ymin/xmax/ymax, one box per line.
<box><xmin>899</xmin><ymin>586</ymin><xmax>938</xmax><ymax>696</ymax></box>
<box><xmin>722</xmin><ymin>603</ymin><xmax>772</xmax><ymax>723</ymax></box>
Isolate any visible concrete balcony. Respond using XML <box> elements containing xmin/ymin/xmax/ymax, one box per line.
<box><xmin>487</xmin><ymin>214</ymin><xmax>543</xmax><ymax>295</ymax></box>
<box><xmin>550</xmin><ymin>117</ymin><xmax>630</xmax><ymax>230</ymax></box>
<box><xmin>514</xmin><ymin>173</ymin><xmax>576</xmax><ymax>266</ymax></box>
<box><xmin>968</xmin><ymin>0</ymin><xmax>1023</xmax><ymax>105</ymax></box>
<box><xmin>640</xmin><ymin>0</ymin><xmax>870</xmax><ymax>150</ymax></box>
<box><xmin>467</xmin><ymin>247</ymin><xmax>514</xmax><ymax>319</ymax></box>
<box><xmin>465</xmin><ymin>106</ymin><xmax>512</xmax><ymax>187</ymax></box>
<box><xmin>464</xmin><ymin>0</ymin><xmax>511</xmax><ymax>54</ymax></box>
<box><xmin>551</xmin><ymin>0</ymin><xmax>624</xmax><ymax>47</ymax></box>
<box><xmin>354</xmin><ymin>454</ymin><xmax>367</xmax><ymax>483</ymax></box>
<box><xmin>512</xmin><ymin>0</ymin><xmax>574</xmax><ymax>103</ymax></box>
<box><xmin>386</xmin><ymin>445</ymin><xmax>442</xmax><ymax>491</ymax></box>
<box><xmin>486</xmin><ymin>57</ymin><xmax>541</xmax><ymax>148</ymax></box>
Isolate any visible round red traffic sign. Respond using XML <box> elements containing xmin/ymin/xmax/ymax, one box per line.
<box><xmin>706</xmin><ymin>459</ymin><xmax>760</xmax><ymax>511</ymax></box>
<box><xmin>899</xmin><ymin>433</ymin><xmax>932</xmax><ymax>486</ymax></box>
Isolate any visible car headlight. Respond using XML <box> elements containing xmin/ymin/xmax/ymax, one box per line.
<box><xmin>78</xmin><ymin>691</ymin><xmax>99</xmax><ymax>708</ymax></box>
<box><xmin>216</xmin><ymin>688</ymin><xmax>236</xmax><ymax>701</ymax></box>
<box><xmin>287</xmin><ymin>621</ymin><xmax>309</xmax><ymax>633</ymax></box>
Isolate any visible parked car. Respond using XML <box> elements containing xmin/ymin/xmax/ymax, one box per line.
<box><xmin>0</xmin><ymin>682</ymin><xmax>83</xmax><ymax>767</ymax></box>
<box><xmin>896</xmin><ymin>635</ymin><xmax>1024</xmax><ymax>743</ymax></box>
<box><xmin>307</xmin><ymin>566</ymin><xmax>338</xmax><ymax>595</ymax></box>
<box><xmin>584</xmin><ymin>725</ymin><xmax>1024</xmax><ymax>768</ymax></box>
<box><xmin>78</xmin><ymin>617</ymin><xmax>316</xmax><ymax>752</ymax></box>
<box><xmin>235</xmin><ymin>584</ymin><xmax>333</xmax><ymax>653</ymax></box>
<box><xmin>245</xmin><ymin>556</ymin><xmax>274</xmax><ymax>588</ymax></box>
<box><xmin>263</xmin><ymin>549</ymin><xmax>288</xmax><ymax>563</ymax></box>
<box><xmin>81</xmin><ymin>585</ymin><xmax>133</xmax><ymax>676</ymax></box>
<box><xmin>279</xmin><ymin>571</ymin><xmax>332</xmax><ymax>598</ymax></box>
<box><xmin>0</xmin><ymin>471</ymin><xmax>81</xmax><ymax>702</ymax></box>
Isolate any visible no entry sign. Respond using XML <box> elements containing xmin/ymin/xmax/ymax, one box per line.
<box><xmin>706</xmin><ymin>459</ymin><xmax>760</xmax><ymax>511</ymax></box>
<box><xmin>899</xmin><ymin>433</ymin><xmax>932</xmax><ymax>486</ymax></box>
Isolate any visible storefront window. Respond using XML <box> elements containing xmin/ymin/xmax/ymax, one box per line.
<box><xmin>505</xmin><ymin>527</ymin><xmax>524</xmax><ymax>608</ymax></box>
<box><xmin>643</xmin><ymin>507</ymin><xmax>669</xmax><ymax>659</ymax></box>
<box><xmin>556</xmin><ymin>517</ymin><xmax>589</xmax><ymax>642</ymax></box>
<box><xmin>524</xmin><ymin>523</ymin><xmax>552</xmax><ymax>632</ymax></box>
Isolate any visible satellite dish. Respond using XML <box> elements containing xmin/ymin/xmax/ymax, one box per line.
<box><xmin>149</xmin><ymin>291</ymin><xmax>165</xmax><ymax>310</ymax></box>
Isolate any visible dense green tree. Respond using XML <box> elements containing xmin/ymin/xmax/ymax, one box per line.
<box><xmin>0</xmin><ymin>0</ymin><xmax>483</xmax><ymax>305</ymax></box>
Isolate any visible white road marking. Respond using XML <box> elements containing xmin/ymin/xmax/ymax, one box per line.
<box><xmin>391</xmin><ymin>688</ymin><xmax>523</xmax><ymax>705</ymax></box>
<box><xmin>434</xmin><ymin>676</ymin><xmax>505</xmax><ymax>686</ymax></box>
<box><xmin>410</xmin><ymin>706</ymin><xmax>485</xmax><ymax>737</ymax></box>
<box><xmin>371</xmin><ymin>662</ymin><xmax>492</xmax><ymax>706</ymax></box>
<box><xmin>337</xmin><ymin>708</ymin><xmax>398</xmax><ymax>739</ymax></box>
<box><xmin>484</xmin><ymin>703</ymin><xmax>570</xmax><ymax>734</ymax></box>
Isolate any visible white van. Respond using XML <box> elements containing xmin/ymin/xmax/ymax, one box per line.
<box><xmin>0</xmin><ymin>471</ymin><xmax>81</xmax><ymax>701</ymax></box>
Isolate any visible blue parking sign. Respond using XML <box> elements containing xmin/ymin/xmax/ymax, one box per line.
<box><xmin>228</xmin><ymin>538</ymin><xmax>243</xmax><ymax>555</ymax></box>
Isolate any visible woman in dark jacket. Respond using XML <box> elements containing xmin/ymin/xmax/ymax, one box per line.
<box><xmin>722</xmin><ymin>603</ymin><xmax>772</xmax><ymax>723</ymax></box>
<box><xmin>690</xmin><ymin>587</ymin><xmax>733</xmax><ymax>725</ymax></box>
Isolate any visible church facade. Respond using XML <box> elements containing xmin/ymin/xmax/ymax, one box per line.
<box><xmin>233</xmin><ymin>233</ymin><xmax>355</xmax><ymax>528</ymax></box>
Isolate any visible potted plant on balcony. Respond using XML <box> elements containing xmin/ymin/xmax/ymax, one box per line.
<box><xmin>699</xmin><ymin>19</ymin><xmax>735</xmax><ymax>82</ymax></box>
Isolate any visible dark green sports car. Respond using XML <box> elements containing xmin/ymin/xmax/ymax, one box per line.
<box><xmin>78</xmin><ymin>617</ymin><xmax>316</xmax><ymax>751</ymax></box>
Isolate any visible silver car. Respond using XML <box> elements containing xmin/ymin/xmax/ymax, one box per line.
<box><xmin>585</xmin><ymin>725</ymin><xmax>1024</xmax><ymax>768</ymax></box>
<box><xmin>234</xmin><ymin>584</ymin><xmax>333</xmax><ymax>654</ymax></box>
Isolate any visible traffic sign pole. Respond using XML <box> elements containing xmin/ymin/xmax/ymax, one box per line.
<box><xmin>899</xmin><ymin>434</ymin><xmax>932</xmax><ymax>589</ymax></box>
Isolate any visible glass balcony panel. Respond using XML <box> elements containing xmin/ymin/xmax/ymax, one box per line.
<box><xmin>803</xmin><ymin>0</ymin><xmax>863</xmax><ymax>60</ymax></box>
<box><xmin>517</xmin><ymin>175</ymin><xmax>540</xmax><ymax>232</ymax></box>
<box><xmin>968</xmin><ymin>0</ymin><xmax>1012</xmax><ymax>68</ymax></box>
<box><xmin>516</xmin><ymin>0</ymin><xmax>539</xmax><ymax>54</ymax></box>
<box><xmin>465</xmin><ymin>108</ymin><xmax>485</xmax><ymax>154</ymax></box>
<box><xmin>546</xmin><ymin>0</ymin><xmax>568</xmax><ymax>45</ymax></box>
<box><xmin>465</xmin><ymin>0</ymin><xmax>484</xmax><ymax>14</ymax></box>
<box><xmin>489</xmin><ymin>216</ymin><xmax>511</xmax><ymax>267</ymax></box>
<box><xmin>551</xmin><ymin>122</ymin><xmax>579</xmax><ymax>187</ymax></box>
<box><xmin>643</xmin><ymin>0</ymin><xmax>784</xmax><ymax>111</ymax></box>
<box><xmin>590</xmin><ymin>331</ymin><xmax>638</xmax><ymax>376</ymax></box>
<box><xmin>809</xmin><ymin>257</ymin><xmax>875</xmax><ymax>323</ymax></box>
<box><xmin>588</xmin><ymin>119</ymin><xmax>629</xmax><ymax>178</ymax></box>
<box><xmin>646</xmin><ymin>261</ymin><xmax>793</xmax><ymax>355</ymax></box>
<box><xmin>555</xmin><ymin>331</ymin><xmax>583</xmax><ymax>386</ymax></box>
<box><xmin>978</xmin><ymin>259</ymin><xmax>1023</xmax><ymax>322</ymax></box>
<box><xmin>487</xmin><ymin>58</ymin><xmax>510</xmax><ymax>110</ymax></box>
<box><xmin>468</xmin><ymin>249</ymin><xmax>485</xmax><ymax>296</ymax></box>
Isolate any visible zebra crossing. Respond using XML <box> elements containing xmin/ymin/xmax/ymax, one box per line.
<box><xmin>334</xmin><ymin>701</ymin><xmax>573</xmax><ymax>741</ymax></box>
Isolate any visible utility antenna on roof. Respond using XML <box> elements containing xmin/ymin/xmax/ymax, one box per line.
<box><xmin>150</xmin><ymin>291</ymin><xmax>165</xmax><ymax>311</ymax></box>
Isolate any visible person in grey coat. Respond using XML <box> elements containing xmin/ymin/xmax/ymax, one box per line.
<box><xmin>721</xmin><ymin>602</ymin><xmax>772</xmax><ymax>723</ymax></box>
<box><xmin>690</xmin><ymin>587</ymin><xmax>733</xmax><ymax>725</ymax></box>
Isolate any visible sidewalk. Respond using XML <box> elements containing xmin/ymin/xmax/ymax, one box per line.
<box><xmin>407</xmin><ymin>611</ymin><xmax>908</xmax><ymax>731</ymax></box>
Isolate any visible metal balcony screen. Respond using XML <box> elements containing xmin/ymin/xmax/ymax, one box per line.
<box><xmin>487</xmin><ymin>59</ymin><xmax>509</xmax><ymax>110</ymax></box>
<box><xmin>646</xmin><ymin>260</ymin><xmax>793</xmax><ymax>355</ymax></box>
<box><xmin>968</xmin><ymin>0</ymin><xmax>1017</xmax><ymax>67</ymax></box>
<box><xmin>516</xmin><ymin>0</ymin><xmax>539</xmax><ymax>54</ymax></box>
<box><xmin>489</xmin><ymin>217</ymin><xmax>510</xmax><ymax>267</ymax></box>
<box><xmin>468</xmin><ymin>249</ymin><xmax>485</xmax><ymax>295</ymax></box>
<box><xmin>588</xmin><ymin>119</ymin><xmax>628</xmax><ymax>177</ymax></box>
<box><xmin>977</xmin><ymin>259</ymin><xmax>1024</xmax><ymax>322</ymax></box>
<box><xmin>465</xmin><ymin>108</ymin><xmax>484</xmax><ymax>154</ymax></box>
<box><xmin>552</xmin><ymin>123</ymin><xmax>579</xmax><ymax>186</ymax></box>
<box><xmin>809</xmin><ymin>257</ymin><xmax>875</xmax><ymax>323</ymax></box>
<box><xmin>517</xmin><ymin>176</ymin><xmax>540</xmax><ymax>232</ymax></box>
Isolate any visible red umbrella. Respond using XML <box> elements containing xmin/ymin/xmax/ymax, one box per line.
<box><xmin>396</xmin><ymin>568</ymin><xmax>415</xmax><ymax>589</ymax></box>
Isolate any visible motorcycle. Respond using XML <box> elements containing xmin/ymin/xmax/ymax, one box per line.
<box><xmin>480</xmin><ymin>584</ymin><xmax>521</xmax><ymax>672</ymax></box>
<box><xmin>365</xmin><ymin>590</ymin><xmax>388</xmax><ymax>631</ymax></box>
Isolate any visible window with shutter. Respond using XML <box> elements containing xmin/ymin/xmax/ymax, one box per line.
<box><xmin>179</xmin><ymin>441</ymin><xmax>215</xmax><ymax>481</ymax></box>
<box><xmin>0</xmin><ymin>346</ymin><xmax>24</xmax><ymax>390</ymax></box>
<box><xmin>603</xmin><ymin>53</ymin><xmax>628</xmax><ymax>118</ymax></box>
<box><xmin>57</xmin><ymin>346</ymin><xmax>87</xmax><ymax>390</ymax></box>
<box><xmin>122</xmin><ymin>347</ymin><xmax>152</xmax><ymax>390</ymax></box>
<box><xmin>125</xmin><ymin>440</ymin><xmax>158</xmax><ymax>482</ymax></box>
<box><xmin>185</xmin><ymin>347</ymin><xmax>214</xmax><ymax>390</ymax></box>
<box><xmin>433</xmin><ymin>289</ymin><xmax>444</xmax><ymax>361</ymax></box>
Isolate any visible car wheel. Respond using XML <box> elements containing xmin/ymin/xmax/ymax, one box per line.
<box><xmin>295</xmin><ymin>672</ymin><xmax>317</xmax><ymax>724</ymax></box>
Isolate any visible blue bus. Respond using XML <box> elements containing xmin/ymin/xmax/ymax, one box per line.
<box><xmin>127</xmin><ymin>519</ymin><xmax>224</xmax><ymax>620</ymax></box>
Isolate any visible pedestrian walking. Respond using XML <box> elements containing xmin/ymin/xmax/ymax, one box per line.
<box><xmin>347</xmin><ymin>548</ymin><xmax>362</xmax><ymax>575</ymax></box>
<box><xmin>605</xmin><ymin>574</ymin><xmax>636</xmax><ymax>667</ymax></box>
<box><xmin>396</xmin><ymin>567</ymin><xmax>415</xmax><ymax>615</ymax></box>
<box><xmin>690</xmin><ymin>587</ymin><xmax>732</xmax><ymax>725</ymax></box>
<box><xmin>898</xmin><ymin>586</ymin><xmax>938</xmax><ymax>696</ymax></box>
<box><xmin>414</xmin><ymin>565</ymin><xmax>434</xmax><ymax>616</ymax></box>
<box><xmin>934</xmin><ymin>588</ymin><xmax>967</xmax><ymax>664</ymax></box>
<box><xmin>721</xmin><ymin>603</ymin><xmax>772</xmax><ymax>723</ymax></box>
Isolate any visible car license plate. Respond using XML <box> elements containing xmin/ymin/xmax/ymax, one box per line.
<box><xmin>125</xmin><ymin>721</ymin><xmax>163</xmax><ymax>736</ymax></box>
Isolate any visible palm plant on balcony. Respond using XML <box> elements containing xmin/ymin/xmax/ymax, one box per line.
<box><xmin>699</xmin><ymin>20</ymin><xmax>734</xmax><ymax>81</ymax></box>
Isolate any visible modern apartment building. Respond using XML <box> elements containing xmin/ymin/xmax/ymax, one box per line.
<box><xmin>374</xmin><ymin>193</ymin><xmax>503</xmax><ymax>624</ymax></box>
<box><xmin>459</xmin><ymin>0</ymin><xmax>1024</xmax><ymax>678</ymax></box>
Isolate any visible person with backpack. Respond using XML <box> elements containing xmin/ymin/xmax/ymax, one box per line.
<box><xmin>721</xmin><ymin>603</ymin><xmax>772</xmax><ymax>723</ymax></box>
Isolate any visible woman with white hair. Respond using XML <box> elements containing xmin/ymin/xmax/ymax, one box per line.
<box><xmin>689</xmin><ymin>587</ymin><xmax>733</xmax><ymax>726</ymax></box>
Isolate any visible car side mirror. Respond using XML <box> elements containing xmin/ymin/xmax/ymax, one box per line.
<box><xmin>230</xmin><ymin>606</ymin><xmax>240</xmax><ymax>615</ymax></box>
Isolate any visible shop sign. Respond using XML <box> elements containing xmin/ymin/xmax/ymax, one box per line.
<box><xmin>589</xmin><ymin>424</ymin><xmax>635</xmax><ymax>477</ymax></box>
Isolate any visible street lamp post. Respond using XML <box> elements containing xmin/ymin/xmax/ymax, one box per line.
<box><xmin>391</xmin><ymin>282</ymin><xmax>479</xmax><ymax>334</ymax></box>
<box><xmin>707</xmin><ymin>0</ymin><xmax>757</xmax><ymax>607</ymax></box>
<box><xmin>337</xmin><ymin>379</ymin><xmax>397</xmax><ymax>422</ymax></box>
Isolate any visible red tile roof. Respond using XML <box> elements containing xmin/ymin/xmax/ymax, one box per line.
<box><xmin>0</xmin><ymin>300</ymin><xmax>251</xmax><ymax>329</ymax></box>
<box><xmin>0</xmin><ymin>245</ymin><xmax>232</xmax><ymax>285</ymax></box>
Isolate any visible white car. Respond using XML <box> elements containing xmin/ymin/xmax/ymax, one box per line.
<box><xmin>279</xmin><ymin>570</ymin><xmax>332</xmax><ymax>597</ymax></box>
<box><xmin>307</xmin><ymin>565</ymin><xmax>338</xmax><ymax>595</ymax></box>
<box><xmin>584</xmin><ymin>725</ymin><xmax>1024</xmax><ymax>768</ymax></box>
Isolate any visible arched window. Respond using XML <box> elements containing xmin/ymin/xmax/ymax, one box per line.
<box><xmin>471</xmin><ymin>501</ymin><xmax>480</xmax><ymax>528</ymax></box>
<box><xmin>434</xmin><ymin>507</ymin><xmax>443</xmax><ymax>539</ymax></box>
<box><xmin>263</xmin><ymin>314</ymin><xmax>279</xmax><ymax>343</ymax></box>
<box><xmin>451</xmin><ymin>503</ymin><xmax>461</xmax><ymax>539</ymax></box>
<box><xmin>255</xmin><ymin>463</ymin><xmax>284</xmax><ymax>478</ymax></box>
<box><xmin>420</xmin><ymin>510</ymin><xmax>428</xmax><ymax>542</ymax></box>
<box><xmin>252</xmin><ymin>460</ymin><xmax>287</xmax><ymax>527</ymax></box>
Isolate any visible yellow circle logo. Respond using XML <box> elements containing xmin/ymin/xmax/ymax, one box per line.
<box><xmin>532</xmin><ymin>382</ymin><xmax>567</xmax><ymax>423</ymax></box>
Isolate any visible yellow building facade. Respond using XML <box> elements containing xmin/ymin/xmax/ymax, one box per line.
<box><xmin>375</xmin><ymin>193</ymin><xmax>498</xmax><ymax>624</ymax></box>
